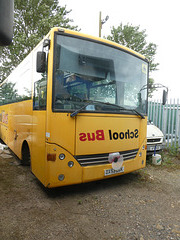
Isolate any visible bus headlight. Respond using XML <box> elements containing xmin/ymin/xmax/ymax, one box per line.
<box><xmin>68</xmin><ymin>161</ymin><xmax>74</xmax><ymax>168</ymax></box>
<box><xmin>59</xmin><ymin>153</ymin><xmax>65</xmax><ymax>160</ymax></box>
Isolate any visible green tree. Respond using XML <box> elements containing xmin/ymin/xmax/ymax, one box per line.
<box><xmin>0</xmin><ymin>0</ymin><xmax>78</xmax><ymax>82</ymax></box>
<box><xmin>148</xmin><ymin>77</ymin><xmax>157</xmax><ymax>98</ymax></box>
<box><xmin>106</xmin><ymin>23</ymin><xmax>159</xmax><ymax>96</ymax></box>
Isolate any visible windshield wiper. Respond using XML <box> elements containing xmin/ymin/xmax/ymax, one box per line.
<box><xmin>70</xmin><ymin>101</ymin><xmax>91</xmax><ymax>117</ymax></box>
<box><xmin>70</xmin><ymin>100</ymin><xmax>123</xmax><ymax>117</ymax></box>
<box><xmin>70</xmin><ymin>100</ymin><xmax>145</xmax><ymax>119</ymax></box>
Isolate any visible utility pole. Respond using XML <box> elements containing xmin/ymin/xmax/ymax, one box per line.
<box><xmin>99</xmin><ymin>11</ymin><xmax>109</xmax><ymax>38</ymax></box>
<box><xmin>99</xmin><ymin>11</ymin><xmax>102</xmax><ymax>38</ymax></box>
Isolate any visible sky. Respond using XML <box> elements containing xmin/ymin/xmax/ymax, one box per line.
<box><xmin>59</xmin><ymin>0</ymin><xmax>180</xmax><ymax>100</ymax></box>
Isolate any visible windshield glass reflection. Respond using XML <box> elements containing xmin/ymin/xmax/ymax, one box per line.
<box><xmin>53</xmin><ymin>35</ymin><xmax>148</xmax><ymax>115</ymax></box>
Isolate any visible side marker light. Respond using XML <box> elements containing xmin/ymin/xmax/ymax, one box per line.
<box><xmin>58</xmin><ymin>174</ymin><xmax>65</xmax><ymax>181</ymax></box>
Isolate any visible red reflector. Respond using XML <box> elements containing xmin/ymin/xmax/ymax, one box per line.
<box><xmin>47</xmin><ymin>153</ymin><xmax>56</xmax><ymax>161</ymax></box>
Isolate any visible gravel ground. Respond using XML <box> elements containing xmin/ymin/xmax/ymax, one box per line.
<box><xmin>0</xmin><ymin>150</ymin><xmax>180</xmax><ymax>240</ymax></box>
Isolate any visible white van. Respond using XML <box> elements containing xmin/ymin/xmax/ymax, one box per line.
<box><xmin>147</xmin><ymin>121</ymin><xmax>164</xmax><ymax>155</ymax></box>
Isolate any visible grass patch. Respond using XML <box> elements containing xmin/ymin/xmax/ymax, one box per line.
<box><xmin>161</xmin><ymin>150</ymin><xmax>180</xmax><ymax>169</ymax></box>
<box><xmin>166</xmin><ymin>141</ymin><xmax>179</xmax><ymax>157</ymax></box>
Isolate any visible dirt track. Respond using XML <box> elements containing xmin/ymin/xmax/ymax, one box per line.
<box><xmin>0</xmin><ymin>151</ymin><xmax>180</xmax><ymax>240</ymax></box>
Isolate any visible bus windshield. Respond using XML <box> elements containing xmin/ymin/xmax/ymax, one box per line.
<box><xmin>53</xmin><ymin>34</ymin><xmax>148</xmax><ymax>115</ymax></box>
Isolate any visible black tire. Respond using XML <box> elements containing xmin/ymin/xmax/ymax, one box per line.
<box><xmin>21</xmin><ymin>142</ymin><xmax>31</xmax><ymax>166</ymax></box>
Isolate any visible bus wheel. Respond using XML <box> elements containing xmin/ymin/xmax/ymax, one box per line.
<box><xmin>21</xmin><ymin>142</ymin><xmax>31</xmax><ymax>166</ymax></box>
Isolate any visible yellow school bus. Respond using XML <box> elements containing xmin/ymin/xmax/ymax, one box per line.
<box><xmin>0</xmin><ymin>28</ymin><xmax>148</xmax><ymax>188</ymax></box>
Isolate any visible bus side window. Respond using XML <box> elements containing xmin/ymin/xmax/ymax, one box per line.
<box><xmin>33</xmin><ymin>78</ymin><xmax>47</xmax><ymax>110</ymax></box>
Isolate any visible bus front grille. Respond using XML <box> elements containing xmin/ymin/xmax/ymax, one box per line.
<box><xmin>74</xmin><ymin>149</ymin><xmax>139</xmax><ymax>167</ymax></box>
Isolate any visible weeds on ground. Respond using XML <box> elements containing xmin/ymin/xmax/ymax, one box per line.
<box><xmin>162</xmin><ymin>142</ymin><xmax>179</xmax><ymax>167</ymax></box>
<box><xmin>166</xmin><ymin>141</ymin><xmax>179</xmax><ymax>156</ymax></box>
<box><xmin>159</xmin><ymin>144</ymin><xmax>180</xmax><ymax>169</ymax></box>
<box><xmin>136</xmin><ymin>169</ymin><xmax>154</xmax><ymax>182</ymax></box>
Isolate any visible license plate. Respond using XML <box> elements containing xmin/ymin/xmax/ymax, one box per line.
<box><xmin>150</xmin><ymin>146</ymin><xmax>161</xmax><ymax>151</ymax></box>
<box><xmin>104</xmin><ymin>167</ymin><xmax>124</xmax><ymax>176</ymax></box>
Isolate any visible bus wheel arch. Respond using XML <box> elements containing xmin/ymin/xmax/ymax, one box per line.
<box><xmin>21</xmin><ymin>141</ymin><xmax>31</xmax><ymax>166</ymax></box>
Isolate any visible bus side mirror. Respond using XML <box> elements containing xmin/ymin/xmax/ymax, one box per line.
<box><xmin>162</xmin><ymin>90</ymin><xmax>168</xmax><ymax>105</ymax></box>
<box><xmin>36</xmin><ymin>52</ymin><xmax>46</xmax><ymax>73</ymax></box>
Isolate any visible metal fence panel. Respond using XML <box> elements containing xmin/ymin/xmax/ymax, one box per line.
<box><xmin>148</xmin><ymin>99</ymin><xmax>180</xmax><ymax>147</ymax></box>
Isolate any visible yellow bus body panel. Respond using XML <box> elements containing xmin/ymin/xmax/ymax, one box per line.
<box><xmin>0</xmin><ymin>100</ymin><xmax>32</xmax><ymax>158</ymax></box>
<box><xmin>31</xmin><ymin>111</ymin><xmax>47</xmax><ymax>185</ymax></box>
<box><xmin>75</xmin><ymin>114</ymin><xmax>140</xmax><ymax>155</ymax></box>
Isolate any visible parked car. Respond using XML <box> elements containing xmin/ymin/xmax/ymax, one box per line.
<box><xmin>146</xmin><ymin>121</ymin><xmax>164</xmax><ymax>155</ymax></box>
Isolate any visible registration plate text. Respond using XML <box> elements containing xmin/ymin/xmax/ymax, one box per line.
<box><xmin>104</xmin><ymin>167</ymin><xmax>124</xmax><ymax>176</ymax></box>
